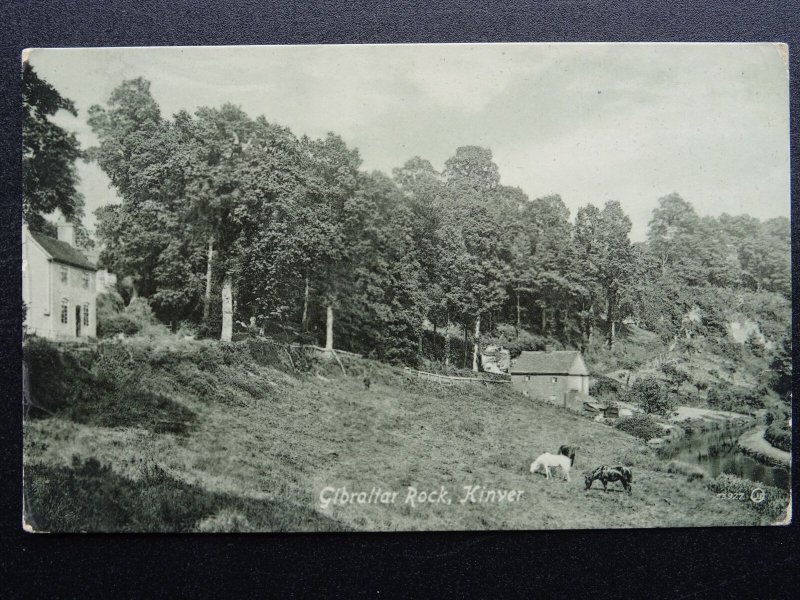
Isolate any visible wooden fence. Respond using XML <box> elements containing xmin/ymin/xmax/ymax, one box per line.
<box><xmin>398</xmin><ymin>366</ymin><xmax>511</xmax><ymax>386</ymax></box>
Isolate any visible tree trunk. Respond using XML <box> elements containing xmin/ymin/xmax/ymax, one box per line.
<box><xmin>444</xmin><ymin>308</ymin><xmax>450</xmax><ymax>367</ymax></box>
<box><xmin>541</xmin><ymin>305</ymin><xmax>547</xmax><ymax>334</ymax></box>
<box><xmin>221</xmin><ymin>273</ymin><xmax>233</xmax><ymax>342</ymax></box>
<box><xmin>472</xmin><ymin>313</ymin><xmax>481</xmax><ymax>372</ymax></box>
<box><xmin>203</xmin><ymin>236</ymin><xmax>214</xmax><ymax>323</ymax></box>
<box><xmin>606</xmin><ymin>292</ymin><xmax>616</xmax><ymax>348</ymax></box>
<box><xmin>301</xmin><ymin>274</ymin><xmax>310</xmax><ymax>332</ymax></box>
<box><xmin>325</xmin><ymin>305</ymin><xmax>334</xmax><ymax>352</ymax></box>
<box><xmin>463</xmin><ymin>322</ymin><xmax>468</xmax><ymax>369</ymax></box>
<box><xmin>516</xmin><ymin>290</ymin><xmax>521</xmax><ymax>339</ymax></box>
<box><xmin>432</xmin><ymin>321</ymin><xmax>437</xmax><ymax>357</ymax></box>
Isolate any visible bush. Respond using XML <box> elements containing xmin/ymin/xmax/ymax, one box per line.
<box><xmin>97</xmin><ymin>314</ymin><xmax>141</xmax><ymax>338</ymax></box>
<box><xmin>626</xmin><ymin>376</ymin><xmax>676</xmax><ymax>416</ymax></box>
<box><xmin>23</xmin><ymin>337</ymin><xmax>74</xmax><ymax>414</ymax></box>
<box><xmin>661</xmin><ymin>362</ymin><xmax>689</xmax><ymax>386</ymax></box>
<box><xmin>589</xmin><ymin>375</ymin><xmax>621</xmax><ymax>399</ymax></box>
<box><xmin>764</xmin><ymin>421</ymin><xmax>791</xmax><ymax>452</ymax></box>
<box><xmin>615</xmin><ymin>414</ymin><xmax>664</xmax><ymax>441</ymax></box>
<box><xmin>707</xmin><ymin>384</ymin><xmax>765</xmax><ymax>413</ymax></box>
<box><xmin>96</xmin><ymin>295</ymin><xmax>169</xmax><ymax>338</ymax></box>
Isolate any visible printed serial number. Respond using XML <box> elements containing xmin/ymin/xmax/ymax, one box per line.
<box><xmin>716</xmin><ymin>492</ymin><xmax>747</xmax><ymax>501</ymax></box>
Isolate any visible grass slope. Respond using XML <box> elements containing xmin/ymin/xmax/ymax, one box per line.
<box><xmin>23</xmin><ymin>338</ymin><xmax>778</xmax><ymax>532</ymax></box>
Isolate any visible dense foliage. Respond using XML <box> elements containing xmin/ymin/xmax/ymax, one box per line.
<box><xmin>82</xmin><ymin>77</ymin><xmax>790</xmax><ymax>380</ymax></box>
<box><xmin>22</xmin><ymin>64</ymin><xmax>92</xmax><ymax>246</ymax></box>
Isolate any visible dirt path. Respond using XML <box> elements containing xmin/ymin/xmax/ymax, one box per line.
<box><xmin>738</xmin><ymin>427</ymin><xmax>791</xmax><ymax>466</ymax></box>
<box><xmin>670</xmin><ymin>405</ymin><xmax>750</xmax><ymax>424</ymax></box>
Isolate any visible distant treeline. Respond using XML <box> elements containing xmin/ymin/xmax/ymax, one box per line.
<box><xmin>47</xmin><ymin>77</ymin><xmax>796</xmax><ymax>367</ymax></box>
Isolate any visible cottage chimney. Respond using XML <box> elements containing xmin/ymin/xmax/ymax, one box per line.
<box><xmin>57</xmin><ymin>217</ymin><xmax>75</xmax><ymax>246</ymax></box>
<box><xmin>544</xmin><ymin>344</ymin><xmax>554</xmax><ymax>353</ymax></box>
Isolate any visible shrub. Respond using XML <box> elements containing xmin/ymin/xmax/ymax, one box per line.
<box><xmin>23</xmin><ymin>337</ymin><xmax>73</xmax><ymax>414</ymax></box>
<box><xmin>764</xmin><ymin>421</ymin><xmax>791</xmax><ymax>452</ymax></box>
<box><xmin>96</xmin><ymin>295</ymin><xmax>169</xmax><ymax>338</ymax></box>
<box><xmin>626</xmin><ymin>376</ymin><xmax>675</xmax><ymax>416</ymax></box>
<box><xmin>661</xmin><ymin>362</ymin><xmax>689</xmax><ymax>385</ymax></box>
<box><xmin>707</xmin><ymin>385</ymin><xmax>765</xmax><ymax>413</ymax></box>
<box><xmin>615</xmin><ymin>414</ymin><xmax>663</xmax><ymax>441</ymax></box>
<box><xmin>589</xmin><ymin>375</ymin><xmax>621</xmax><ymax>399</ymax></box>
<box><xmin>97</xmin><ymin>314</ymin><xmax>141</xmax><ymax>338</ymax></box>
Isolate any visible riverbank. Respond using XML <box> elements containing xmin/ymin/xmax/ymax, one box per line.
<box><xmin>737</xmin><ymin>427</ymin><xmax>792</xmax><ymax>467</ymax></box>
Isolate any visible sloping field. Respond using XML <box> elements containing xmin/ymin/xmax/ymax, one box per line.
<box><xmin>23</xmin><ymin>338</ymin><xmax>779</xmax><ymax>532</ymax></box>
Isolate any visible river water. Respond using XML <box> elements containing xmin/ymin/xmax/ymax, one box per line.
<box><xmin>656</xmin><ymin>426</ymin><xmax>791</xmax><ymax>491</ymax></box>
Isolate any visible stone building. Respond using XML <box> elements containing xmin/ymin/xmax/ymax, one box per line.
<box><xmin>509</xmin><ymin>350</ymin><xmax>590</xmax><ymax>403</ymax></box>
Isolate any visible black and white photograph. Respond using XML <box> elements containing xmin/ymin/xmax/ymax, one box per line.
<box><xmin>21</xmin><ymin>43</ymin><xmax>791</xmax><ymax>532</ymax></box>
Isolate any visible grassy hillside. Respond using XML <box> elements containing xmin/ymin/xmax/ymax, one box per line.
<box><xmin>23</xmin><ymin>336</ymin><xmax>784</xmax><ymax>532</ymax></box>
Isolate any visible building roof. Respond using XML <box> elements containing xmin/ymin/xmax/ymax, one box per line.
<box><xmin>509</xmin><ymin>350</ymin><xmax>588</xmax><ymax>376</ymax></box>
<box><xmin>29</xmin><ymin>232</ymin><xmax>97</xmax><ymax>271</ymax></box>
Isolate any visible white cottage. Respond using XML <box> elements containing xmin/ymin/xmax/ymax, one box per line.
<box><xmin>22</xmin><ymin>221</ymin><xmax>98</xmax><ymax>340</ymax></box>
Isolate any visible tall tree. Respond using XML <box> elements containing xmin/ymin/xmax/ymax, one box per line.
<box><xmin>595</xmin><ymin>201</ymin><xmax>634</xmax><ymax>347</ymax></box>
<box><xmin>22</xmin><ymin>63</ymin><xmax>86</xmax><ymax>233</ymax></box>
<box><xmin>443</xmin><ymin>146</ymin><xmax>508</xmax><ymax>370</ymax></box>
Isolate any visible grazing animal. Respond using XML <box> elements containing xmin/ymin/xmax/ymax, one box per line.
<box><xmin>584</xmin><ymin>465</ymin><xmax>633</xmax><ymax>494</ymax></box>
<box><xmin>558</xmin><ymin>444</ymin><xmax>577</xmax><ymax>467</ymax></box>
<box><xmin>363</xmin><ymin>376</ymin><xmax>371</xmax><ymax>390</ymax></box>
<box><xmin>530</xmin><ymin>452</ymin><xmax>572</xmax><ymax>481</ymax></box>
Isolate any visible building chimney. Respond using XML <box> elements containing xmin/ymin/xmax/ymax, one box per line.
<box><xmin>57</xmin><ymin>217</ymin><xmax>75</xmax><ymax>246</ymax></box>
<box><xmin>544</xmin><ymin>344</ymin><xmax>554</xmax><ymax>353</ymax></box>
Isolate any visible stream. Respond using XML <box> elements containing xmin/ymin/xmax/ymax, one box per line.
<box><xmin>656</xmin><ymin>425</ymin><xmax>791</xmax><ymax>491</ymax></box>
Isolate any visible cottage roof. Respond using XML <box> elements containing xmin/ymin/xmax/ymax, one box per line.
<box><xmin>509</xmin><ymin>350</ymin><xmax>588</xmax><ymax>375</ymax></box>
<box><xmin>30</xmin><ymin>232</ymin><xmax>97</xmax><ymax>271</ymax></box>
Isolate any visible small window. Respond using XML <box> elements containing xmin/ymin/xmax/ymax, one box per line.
<box><xmin>61</xmin><ymin>299</ymin><xmax>69</xmax><ymax>324</ymax></box>
<box><xmin>551</xmin><ymin>377</ymin><xmax>559</xmax><ymax>384</ymax></box>
<box><xmin>83</xmin><ymin>303</ymin><xmax>90</xmax><ymax>326</ymax></box>
<box><xmin>82</xmin><ymin>272</ymin><xmax>90</xmax><ymax>289</ymax></box>
<box><xmin>526</xmin><ymin>375</ymin><xmax>531</xmax><ymax>382</ymax></box>
<box><xmin>60</xmin><ymin>265</ymin><xmax>68</xmax><ymax>283</ymax></box>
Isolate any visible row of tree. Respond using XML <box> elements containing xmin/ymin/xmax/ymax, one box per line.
<box><xmin>23</xmin><ymin>71</ymin><xmax>791</xmax><ymax>369</ymax></box>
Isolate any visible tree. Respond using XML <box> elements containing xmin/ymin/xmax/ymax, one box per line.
<box><xmin>22</xmin><ymin>63</ymin><xmax>86</xmax><ymax>233</ymax></box>
<box><xmin>578</xmin><ymin>201</ymin><xmax>634</xmax><ymax>347</ymax></box>
<box><xmin>647</xmin><ymin>193</ymin><xmax>699</xmax><ymax>275</ymax></box>
<box><xmin>89</xmin><ymin>82</ymin><xmax>209</xmax><ymax>327</ymax></box>
<box><xmin>301</xmin><ymin>133</ymin><xmax>363</xmax><ymax>352</ymax></box>
<box><xmin>628</xmin><ymin>376</ymin><xmax>675</xmax><ymax>416</ymax></box>
<box><xmin>442</xmin><ymin>146</ymin><xmax>509</xmax><ymax>370</ymax></box>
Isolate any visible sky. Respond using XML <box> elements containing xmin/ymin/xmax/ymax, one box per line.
<box><xmin>26</xmin><ymin>43</ymin><xmax>790</xmax><ymax>242</ymax></box>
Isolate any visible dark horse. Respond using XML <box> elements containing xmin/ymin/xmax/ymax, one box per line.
<box><xmin>584</xmin><ymin>465</ymin><xmax>633</xmax><ymax>494</ymax></box>
<box><xmin>558</xmin><ymin>445</ymin><xmax>577</xmax><ymax>467</ymax></box>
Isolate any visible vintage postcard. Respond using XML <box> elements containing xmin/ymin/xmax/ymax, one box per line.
<box><xmin>21</xmin><ymin>44</ymin><xmax>791</xmax><ymax>532</ymax></box>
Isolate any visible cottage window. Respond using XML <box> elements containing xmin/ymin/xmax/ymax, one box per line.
<box><xmin>60</xmin><ymin>299</ymin><xmax>69</xmax><ymax>324</ymax></box>
<box><xmin>60</xmin><ymin>265</ymin><xmax>68</xmax><ymax>283</ymax></box>
<box><xmin>551</xmin><ymin>377</ymin><xmax>559</xmax><ymax>383</ymax></box>
<box><xmin>83</xmin><ymin>303</ymin><xmax>90</xmax><ymax>326</ymax></box>
<box><xmin>526</xmin><ymin>376</ymin><xmax>531</xmax><ymax>381</ymax></box>
<box><xmin>82</xmin><ymin>272</ymin><xmax>90</xmax><ymax>289</ymax></box>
